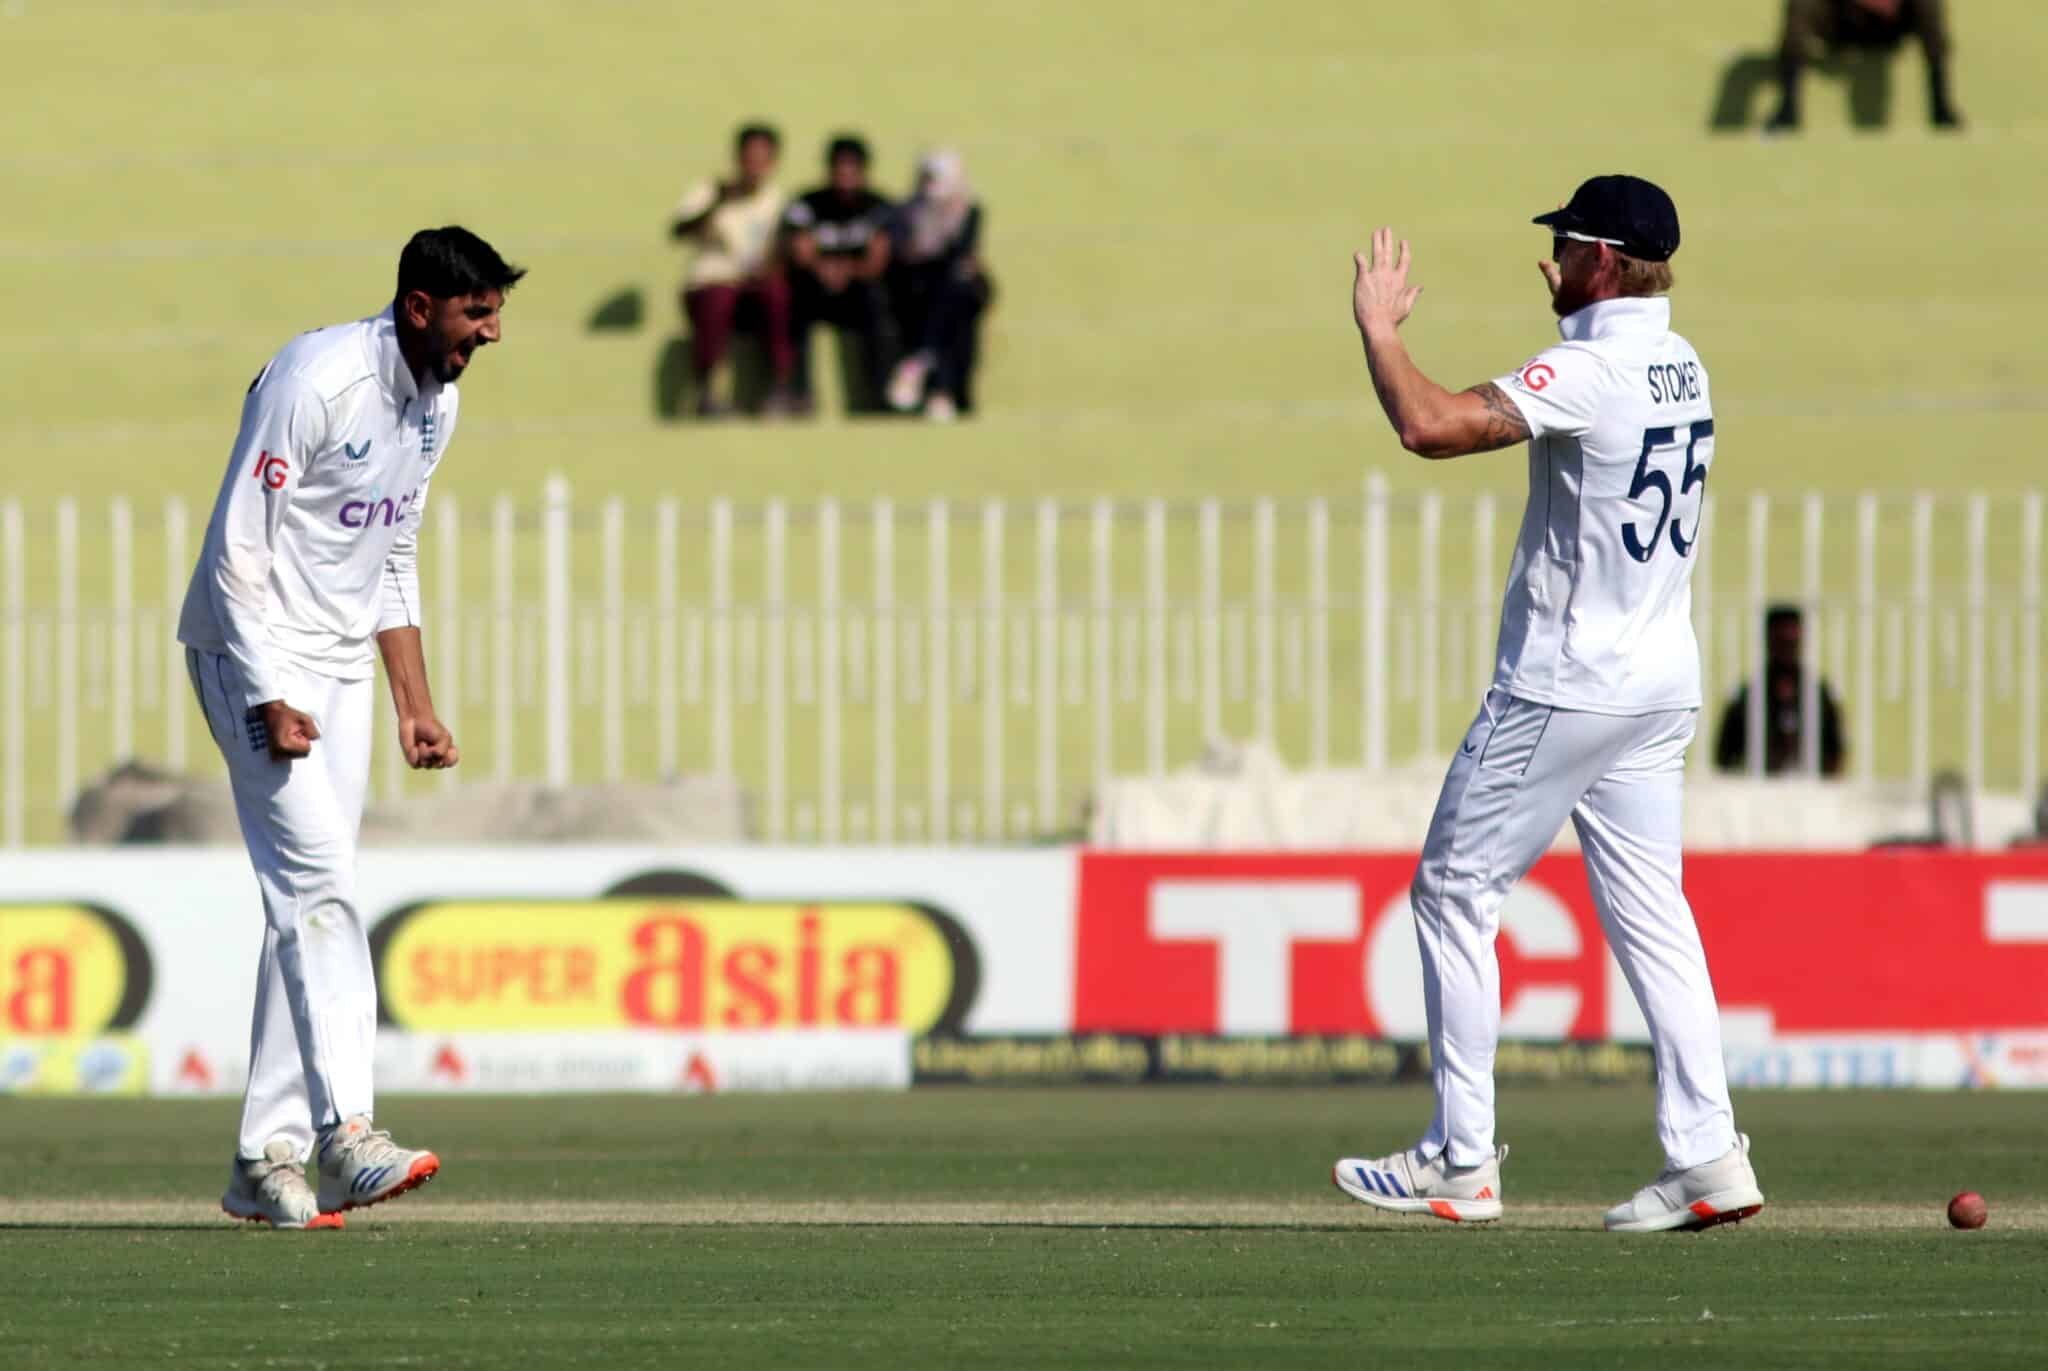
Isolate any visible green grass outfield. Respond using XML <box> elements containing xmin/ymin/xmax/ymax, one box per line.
<box><xmin>6</xmin><ymin>2</ymin><xmax>2048</xmax><ymax>839</ymax></box>
<box><xmin>1</xmin><ymin>1087</ymin><xmax>2044</xmax><ymax>1368</ymax></box>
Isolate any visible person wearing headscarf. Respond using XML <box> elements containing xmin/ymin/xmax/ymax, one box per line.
<box><xmin>885</xmin><ymin>149</ymin><xmax>993</xmax><ymax>421</ymax></box>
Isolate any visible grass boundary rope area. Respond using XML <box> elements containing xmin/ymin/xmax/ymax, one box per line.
<box><xmin>1</xmin><ymin>1088</ymin><xmax>2044</xmax><ymax>1366</ymax></box>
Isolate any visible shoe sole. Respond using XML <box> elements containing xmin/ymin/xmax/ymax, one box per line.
<box><xmin>1605</xmin><ymin>1186</ymin><xmax>1766</xmax><ymax>1234</ymax></box>
<box><xmin>319</xmin><ymin>1152</ymin><xmax>441</xmax><ymax>1216</ymax></box>
<box><xmin>221</xmin><ymin>1197</ymin><xmax>345</xmax><ymax>1231</ymax></box>
<box><xmin>1331</xmin><ymin>1164</ymin><xmax>1502</xmax><ymax>1223</ymax></box>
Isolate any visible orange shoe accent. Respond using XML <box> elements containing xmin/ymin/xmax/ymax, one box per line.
<box><xmin>1427</xmin><ymin>1199</ymin><xmax>1463</xmax><ymax>1222</ymax></box>
<box><xmin>1684</xmin><ymin>1202</ymin><xmax>1761</xmax><ymax>1232</ymax></box>
<box><xmin>336</xmin><ymin>1151</ymin><xmax>441</xmax><ymax>1214</ymax></box>
<box><xmin>221</xmin><ymin>1203</ymin><xmax>346</xmax><ymax>1231</ymax></box>
<box><xmin>1475</xmin><ymin>1186</ymin><xmax>1495</xmax><ymax>1200</ymax></box>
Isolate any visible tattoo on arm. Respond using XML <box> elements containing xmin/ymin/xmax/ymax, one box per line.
<box><xmin>1467</xmin><ymin>382</ymin><xmax>1531</xmax><ymax>451</ymax></box>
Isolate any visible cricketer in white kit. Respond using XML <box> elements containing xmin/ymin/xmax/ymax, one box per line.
<box><xmin>178</xmin><ymin>226</ymin><xmax>522</xmax><ymax>1230</ymax></box>
<box><xmin>1332</xmin><ymin>176</ymin><xmax>1765</xmax><ymax>1232</ymax></box>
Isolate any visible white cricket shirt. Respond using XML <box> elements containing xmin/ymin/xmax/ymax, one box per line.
<box><xmin>177</xmin><ymin>308</ymin><xmax>457</xmax><ymax>711</ymax></box>
<box><xmin>1490</xmin><ymin>295</ymin><xmax>1714</xmax><ymax>714</ymax></box>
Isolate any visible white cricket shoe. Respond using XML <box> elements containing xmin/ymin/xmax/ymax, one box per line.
<box><xmin>1333</xmin><ymin>1144</ymin><xmax>1507</xmax><ymax>1223</ymax></box>
<box><xmin>222</xmin><ymin>1138</ymin><xmax>344</xmax><ymax>1230</ymax></box>
<box><xmin>316</xmin><ymin>1115</ymin><xmax>440</xmax><ymax>1215</ymax></box>
<box><xmin>1604</xmin><ymin>1133</ymin><xmax>1765</xmax><ymax>1233</ymax></box>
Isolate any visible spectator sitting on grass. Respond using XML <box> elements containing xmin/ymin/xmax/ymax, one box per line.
<box><xmin>781</xmin><ymin>134</ymin><xmax>897</xmax><ymax>414</ymax></box>
<box><xmin>885</xmin><ymin>149</ymin><xmax>993</xmax><ymax>422</ymax></box>
<box><xmin>672</xmin><ymin>122</ymin><xmax>799</xmax><ymax>417</ymax></box>
<box><xmin>1768</xmin><ymin>0</ymin><xmax>1961</xmax><ymax>132</ymax></box>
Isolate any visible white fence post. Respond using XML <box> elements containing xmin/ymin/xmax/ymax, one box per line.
<box><xmin>3</xmin><ymin>500</ymin><xmax>22</xmax><ymax>847</ymax></box>
<box><xmin>1745</xmin><ymin>493</ymin><xmax>1768</xmax><ymax>780</ymax></box>
<box><xmin>2023</xmin><ymin>493</ymin><xmax>2042</xmax><ymax>807</ymax></box>
<box><xmin>982</xmin><ymin>500</ymin><xmax>1004</xmax><ymax>837</ymax></box>
<box><xmin>1036</xmin><ymin>499</ymin><xmax>1058</xmax><ymax>834</ymax></box>
<box><xmin>164</xmin><ymin>498</ymin><xmax>188</xmax><ymax>772</ymax></box>
<box><xmin>110</xmin><ymin>498</ymin><xmax>133</xmax><ymax>765</ymax></box>
<box><xmin>1910</xmin><ymin>493</ymin><xmax>1933</xmax><ymax>791</ymax></box>
<box><xmin>764</xmin><ymin>500</ymin><xmax>787</xmax><ymax>841</ymax></box>
<box><xmin>1144</xmin><ymin>498</ymin><xmax>1167</xmax><ymax>778</ymax></box>
<box><xmin>655</xmin><ymin>498</ymin><xmax>678</xmax><ymax>779</ymax></box>
<box><xmin>1855</xmin><ymin>493</ymin><xmax>1877</xmax><ymax>782</ymax></box>
<box><xmin>820</xmin><ymin>499</ymin><xmax>842</xmax><ymax>843</ymax></box>
<box><xmin>544</xmin><ymin>477</ymin><xmax>571</xmax><ymax>788</ymax></box>
<box><xmin>1309</xmin><ymin>497</ymin><xmax>1329</xmax><ymax>768</ymax></box>
<box><xmin>1800</xmin><ymin>492</ymin><xmax>1823</xmax><ymax>777</ymax></box>
<box><xmin>873</xmin><ymin>499</ymin><xmax>896</xmax><ymax>841</ymax></box>
<box><xmin>492</xmin><ymin>494</ymin><xmax>515</xmax><ymax>781</ymax></box>
<box><xmin>56</xmin><ymin>498</ymin><xmax>78</xmax><ymax>823</ymax></box>
<box><xmin>602</xmin><ymin>497</ymin><xmax>625</xmax><ymax>783</ymax></box>
<box><xmin>1254</xmin><ymin>497</ymin><xmax>1276</xmax><ymax>748</ymax></box>
<box><xmin>710</xmin><ymin>500</ymin><xmax>734</xmax><ymax>780</ymax></box>
<box><xmin>927</xmin><ymin>500</ymin><xmax>950</xmax><ymax>842</ymax></box>
<box><xmin>1967</xmin><ymin>494</ymin><xmax>1988</xmax><ymax>798</ymax></box>
<box><xmin>1090</xmin><ymin>499</ymin><xmax>1112</xmax><ymax>795</ymax></box>
<box><xmin>1199</xmin><ymin>499</ymin><xmax>1221</xmax><ymax>742</ymax></box>
<box><xmin>1362</xmin><ymin>474</ymin><xmax>1388</xmax><ymax>771</ymax></box>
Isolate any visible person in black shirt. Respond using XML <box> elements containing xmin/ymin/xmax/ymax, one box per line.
<box><xmin>781</xmin><ymin>135</ymin><xmax>897</xmax><ymax>413</ymax></box>
<box><xmin>885</xmin><ymin>149</ymin><xmax>993</xmax><ymax>421</ymax></box>
<box><xmin>1714</xmin><ymin>605</ymin><xmax>1847</xmax><ymax>776</ymax></box>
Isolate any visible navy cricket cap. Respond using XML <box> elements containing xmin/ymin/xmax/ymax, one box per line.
<box><xmin>1532</xmin><ymin>174</ymin><xmax>1680</xmax><ymax>262</ymax></box>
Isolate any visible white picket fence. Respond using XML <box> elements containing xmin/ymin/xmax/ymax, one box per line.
<box><xmin>1</xmin><ymin>478</ymin><xmax>2041</xmax><ymax>846</ymax></box>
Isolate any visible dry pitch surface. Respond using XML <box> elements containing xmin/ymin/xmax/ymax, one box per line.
<box><xmin>2</xmin><ymin>1087</ymin><xmax>2045</xmax><ymax>1368</ymax></box>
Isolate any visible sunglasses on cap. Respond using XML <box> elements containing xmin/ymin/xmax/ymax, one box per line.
<box><xmin>1552</xmin><ymin>228</ymin><xmax>1626</xmax><ymax>260</ymax></box>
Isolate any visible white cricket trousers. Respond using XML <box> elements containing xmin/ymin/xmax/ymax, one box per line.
<box><xmin>187</xmin><ymin>649</ymin><xmax>378</xmax><ymax>1161</ymax></box>
<box><xmin>1412</xmin><ymin>688</ymin><xmax>1737</xmax><ymax>1173</ymax></box>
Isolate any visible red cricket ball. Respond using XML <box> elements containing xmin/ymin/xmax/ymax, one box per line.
<box><xmin>1947</xmin><ymin>1191</ymin><xmax>1988</xmax><ymax>1229</ymax></box>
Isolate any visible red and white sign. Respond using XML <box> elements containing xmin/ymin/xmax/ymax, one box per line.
<box><xmin>6</xmin><ymin>846</ymin><xmax>2047</xmax><ymax>1094</ymax></box>
<box><xmin>1073</xmin><ymin>852</ymin><xmax>2048</xmax><ymax>1040</ymax></box>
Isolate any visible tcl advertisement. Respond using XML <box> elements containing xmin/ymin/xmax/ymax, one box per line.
<box><xmin>1070</xmin><ymin>852</ymin><xmax>2048</xmax><ymax>1040</ymax></box>
<box><xmin>1</xmin><ymin>846</ymin><xmax>2044</xmax><ymax>1094</ymax></box>
<box><xmin>1069</xmin><ymin>851</ymin><xmax>2048</xmax><ymax>1088</ymax></box>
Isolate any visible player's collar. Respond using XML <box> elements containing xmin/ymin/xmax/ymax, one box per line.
<box><xmin>1557</xmin><ymin>295</ymin><xmax>1670</xmax><ymax>342</ymax></box>
<box><xmin>367</xmin><ymin>306</ymin><xmax>438</xmax><ymax>408</ymax></box>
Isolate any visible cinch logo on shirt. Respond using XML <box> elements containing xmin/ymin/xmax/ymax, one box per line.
<box><xmin>339</xmin><ymin>489</ymin><xmax>418</xmax><ymax>530</ymax></box>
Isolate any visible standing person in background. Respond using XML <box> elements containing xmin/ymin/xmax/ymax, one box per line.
<box><xmin>886</xmin><ymin>149</ymin><xmax>993</xmax><ymax>422</ymax></box>
<box><xmin>1713</xmin><ymin>605</ymin><xmax>1847</xmax><ymax>775</ymax></box>
<box><xmin>180</xmin><ymin>227</ymin><xmax>521</xmax><ymax>1228</ymax></box>
<box><xmin>1769</xmin><ymin>0</ymin><xmax>1962</xmax><ymax>130</ymax></box>
<box><xmin>673</xmin><ymin>122</ymin><xmax>798</xmax><ymax>417</ymax></box>
<box><xmin>782</xmin><ymin>134</ymin><xmax>897</xmax><ymax>414</ymax></box>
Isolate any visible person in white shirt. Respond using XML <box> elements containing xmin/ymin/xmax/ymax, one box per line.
<box><xmin>178</xmin><ymin>225</ymin><xmax>521</xmax><ymax>1230</ymax></box>
<box><xmin>672</xmin><ymin>122</ymin><xmax>797</xmax><ymax>416</ymax></box>
<box><xmin>1331</xmin><ymin>177</ymin><xmax>1765</xmax><ymax>1233</ymax></box>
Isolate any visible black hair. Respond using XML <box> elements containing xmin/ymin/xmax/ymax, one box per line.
<box><xmin>735</xmin><ymin>122</ymin><xmax>780</xmax><ymax>152</ymax></box>
<box><xmin>826</xmin><ymin>134</ymin><xmax>870</xmax><ymax>166</ymax></box>
<box><xmin>1766</xmin><ymin>604</ymin><xmax>1804</xmax><ymax>631</ymax></box>
<box><xmin>395</xmin><ymin>226</ymin><xmax>525</xmax><ymax>301</ymax></box>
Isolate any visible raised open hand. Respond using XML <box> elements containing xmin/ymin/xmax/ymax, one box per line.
<box><xmin>1352</xmin><ymin>227</ymin><xmax>1423</xmax><ymax>335</ymax></box>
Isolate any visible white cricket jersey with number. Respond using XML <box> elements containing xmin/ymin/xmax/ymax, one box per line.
<box><xmin>177</xmin><ymin>307</ymin><xmax>458</xmax><ymax>712</ymax></box>
<box><xmin>1490</xmin><ymin>295</ymin><xmax>1714</xmax><ymax>715</ymax></box>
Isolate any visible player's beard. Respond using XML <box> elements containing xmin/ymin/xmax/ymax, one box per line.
<box><xmin>431</xmin><ymin>336</ymin><xmax>475</xmax><ymax>384</ymax></box>
<box><xmin>1550</xmin><ymin>276</ymin><xmax>1595</xmax><ymax>318</ymax></box>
